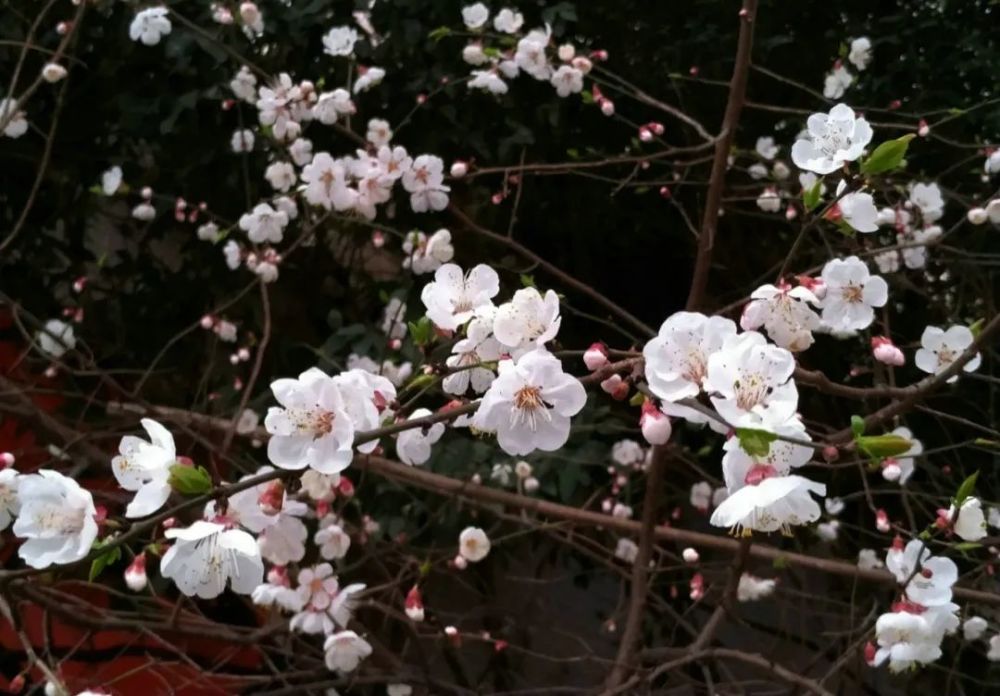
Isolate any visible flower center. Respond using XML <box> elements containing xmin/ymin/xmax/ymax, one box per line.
<box><xmin>511</xmin><ymin>385</ymin><xmax>551</xmax><ymax>431</ymax></box>
<box><xmin>36</xmin><ymin>503</ymin><xmax>86</xmax><ymax>535</ymax></box>
<box><xmin>291</xmin><ymin>408</ymin><xmax>336</xmax><ymax>437</ymax></box>
<box><xmin>683</xmin><ymin>350</ymin><xmax>707</xmax><ymax>384</ymax></box>
<box><xmin>841</xmin><ymin>284</ymin><xmax>863</xmax><ymax>304</ymax></box>
<box><xmin>935</xmin><ymin>346</ymin><xmax>956</xmax><ymax>367</ymax></box>
<box><xmin>733</xmin><ymin>373</ymin><xmax>769</xmax><ymax>411</ymax></box>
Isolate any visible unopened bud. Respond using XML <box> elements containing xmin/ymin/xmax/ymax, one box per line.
<box><xmin>41</xmin><ymin>63</ymin><xmax>68</xmax><ymax>83</ymax></box>
<box><xmin>124</xmin><ymin>553</ymin><xmax>148</xmax><ymax>592</ymax></box>
<box><xmin>583</xmin><ymin>342</ymin><xmax>609</xmax><ymax>371</ymax></box>
<box><xmin>639</xmin><ymin>400</ymin><xmax>672</xmax><ymax>445</ymax></box>
<box><xmin>682</xmin><ymin>547</ymin><xmax>699</xmax><ymax>564</ymax></box>
<box><xmin>600</xmin><ymin>374</ymin><xmax>629</xmax><ymax>400</ymax></box>
<box><xmin>450</xmin><ymin>161</ymin><xmax>468</xmax><ymax>178</ymax></box>
<box><xmin>917</xmin><ymin>119</ymin><xmax>930</xmax><ymax>137</ymax></box>
<box><xmin>0</xmin><ymin>452</ymin><xmax>14</xmax><ymax>468</ymax></box>
<box><xmin>967</xmin><ymin>207</ymin><xmax>988</xmax><ymax>225</ymax></box>
<box><xmin>822</xmin><ymin>445</ymin><xmax>839</xmax><ymax>462</ymax></box>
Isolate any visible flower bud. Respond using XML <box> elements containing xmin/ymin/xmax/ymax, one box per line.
<box><xmin>124</xmin><ymin>553</ymin><xmax>148</xmax><ymax>592</ymax></box>
<box><xmin>337</xmin><ymin>476</ymin><xmax>355</xmax><ymax>498</ymax></box>
<box><xmin>875</xmin><ymin>508</ymin><xmax>890</xmax><ymax>533</ymax></box>
<box><xmin>647</xmin><ymin>122</ymin><xmax>664</xmax><ymax>136</ymax></box>
<box><xmin>967</xmin><ymin>207</ymin><xmax>988</xmax><ymax>225</ymax></box>
<box><xmin>917</xmin><ymin>119</ymin><xmax>930</xmax><ymax>137</ymax></box>
<box><xmin>881</xmin><ymin>460</ymin><xmax>902</xmax><ymax>482</ymax></box>
<box><xmin>871</xmin><ymin>336</ymin><xmax>905</xmax><ymax>367</ymax></box>
<box><xmin>41</xmin><ymin>63</ymin><xmax>67</xmax><ymax>83</ymax></box>
<box><xmin>239</xmin><ymin>2</ymin><xmax>260</xmax><ymax>25</ymax></box>
<box><xmin>523</xmin><ymin>476</ymin><xmax>539</xmax><ymax>493</ymax></box>
<box><xmin>405</xmin><ymin>585</ymin><xmax>425</xmax><ymax>622</ymax></box>
<box><xmin>56</xmin><ymin>21</ymin><xmax>71</xmax><ymax>35</ymax></box>
<box><xmin>599</xmin><ymin>98</ymin><xmax>615</xmax><ymax>116</ymax></box>
<box><xmin>571</xmin><ymin>56</ymin><xmax>593</xmax><ymax>73</ymax></box>
<box><xmin>0</xmin><ymin>452</ymin><xmax>14</xmax><ymax>468</ymax></box>
<box><xmin>257</xmin><ymin>480</ymin><xmax>285</xmax><ymax>515</ymax></box>
<box><xmin>638</xmin><ymin>126</ymin><xmax>653</xmax><ymax>142</ymax></box>
<box><xmin>583</xmin><ymin>342</ymin><xmax>609</xmax><ymax>371</ymax></box>
<box><xmin>682</xmin><ymin>547</ymin><xmax>699</xmax><ymax>564</ymax></box>
<box><xmin>863</xmin><ymin>641</ymin><xmax>877</xmax><ymax>665</ymax></box>
<box><xmin>444</xmin><ymin>625</ymin><xmax>461</xmax><ymax>646</ymax></box>
<box><xmin>659</xmin><ymin>186</ymin><xmax>672</xmax><ymax>199</ymax></box>
<box><xmin>200</xmin><ymin>314</ymin><xmax>215</xmax><ymax>329</ymax></box>
<box><xmin>600</xmin><ymin>374</ymin><xmax>629</xmax><ymax>400</ymax></box>
<box><xmin>9</xmin><ymin>674</ymin><xmax>24</xmax><ymax>693</ymax></box>
<box><xmin>639</xmin><ymin>401</ymin><xmax>672</xmax><ymax>445</ymax></box>
<box><xmin>452</xmin><ymin>554</ymin><xmax>467</xmax><ymax>570</ymax></box>
<box><xmin>514</xmin><ymin>461</ymin><xmax>532</xmax><ymax>479</ymax></box>
<box><xmin>821</xmin><ymin>445</ymin><xmax>839</xmax><ymax>462</ymax></box>
<box><xmin>557</xmin><ymin>43</ymin><xmax>575</xmax><ymax>62</ymax></box>
<box><xmin>590</xmin><ymin>49</ymin><xmax>609</xmax><ymax>62</ymax></box>
<box><xmin>450</xmin><ymin>160</ymin><xmax>468</xmax><ymax>178</ymax></box>
<box><xmin>141</xmin><ymin>186</ymin><xmax>153</xmax><ymax>200</ymax></box>
<box><xmin>785</xmin><ymin>204</ymin><xmax>798</xmax><ymax>220</ymax></box>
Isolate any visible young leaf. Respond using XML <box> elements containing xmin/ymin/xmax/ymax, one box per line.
<box><xmin>407</xmin><ymin>317</ymin><xmax>434</xmax><ymax>347</ymax></box>
<box><xmin>736</xmin><ymin>428</ymin><xmax>778</xmax><ymax>457</ymax></box>
<box><xmin>860</xmin><ymin>134</ymin><xmax>915</xmax><ymax>175</ymax></box>
<box><xmin>427</xmin><ymin>26</ymin><xmax>452</xmax><ymax>42</ymax></box>
<box><xmin>954</xmin><ymin>471</ymin><xmax>979</xmax><ymax>506</ymax></box>
<box><xmin>803</xmin><ymin>180</ymin><xmax>823</xmax><ymax>211</ymax></box>
<box><xmin>89</xmin><ymin>543</ymin><xmax>122</xmax><ymax>582</ymax></box>
<box><xmin>850</xmin><ymin>415</ymin><xmax>866</xmax><ymax>439</ymax></box>
<box><xmin>856</xmin><ymin>434</ymin><xmax>913</xmax><ymax>459</ymax></box>
<box><xmin>168</xmin><ymin>464</ymin><xmax>213</xmax><ymax>495</ymax></box>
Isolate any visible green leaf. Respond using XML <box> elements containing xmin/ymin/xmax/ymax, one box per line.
<box><xmin>736</xmin><ymin>428</ymin><xmax>778</xmax><ymax>457</ymax></box>
<box><xmin>482</xmin><ymin>46</ymin><xmax>502</xmax><ymax>58</ymax></box>
<box><xmin>580</xmin><ymin>90</ymin><xmax>594</xmax><ymax>104</ymax></box>
<box><xmin>803</xmin><ymin>180</ymin><xmax>823</xmax><ymax>211</ymax></box>
<box><xmin>407</xmin><ymin>317</ymin><xmax>434</xmax><ymax>347</ymax></box>
<box><xmin>973</xmin><ymin>438</ymin><xmax>1000</xmax><ymax>449</ymax></box>
<box><xmin>89</xmin><ymin>543</ymin><xmax>122</xmax><ymax>582</ymax></box>
<box><xmin>427</xmin><ymin>26</ymin><xmax>452</xmax><ymax>42</ymax></box>
<box><xmin>856</xmin><ymin>434</ymin><xmax>913</xmax><ymax>459</ymax></box>
<box><xmin>954</xmin><ymin>471</ymin><xmax>979</xmax><ymax>506</ymax></box>
<box><xmin>168</xmin><ymin>464</ymin><xmax>213</xmax><ymax>495</ymax></box>
<box><xmin>860</xmin><ymin>134</ymin><xmax>915</xmax><ymax>175</ymax></box>
<box><xmin>954</xmin><ymin>541</ymin><xmax>982</xmax><ymax>552</ymax></box>
<box><xmin>628</xmin><ymin>391</ymin><xmax>645</xmax><ymax>407</ymax></box>
<box><xmin>772</xmin><ymin>555</ymin><xmax>788</xmax><ymax>569</ymax></box>
<box><xmin>850</xmin><ymin>415</ymin><xmax>866</xmax><ymax>439</ymax></box>
<box><xmin>969</xmin><ymin>318</ymin><xmax>984</xmax><ymax>339</ymax></box>
<box><xmin>519</xmin><ymin>273</ymin><xmax>535</xmax><ymax>288</ymax></box>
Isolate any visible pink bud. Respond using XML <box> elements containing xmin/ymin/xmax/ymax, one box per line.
<box><xmin>416</xmin><ymin>94</ymin><xmax>427</xmax><ymax>105</ymax></box>
<box><xmin>881</xmin><ymin>461</ymin><xmax>902</xmax><ymax>482</ymax></box>
<box><xmin>647</xmin><ymin>122</ymin><xmax>664</xmax><ymax>136</ymax></box>
<box><xmin>237</xmin><ymin>347</ymin><xmax>251</xmax><ymax>361</ymax></box>
<box><xmin>583</xmin><ymin>342</ymin><xmax>609</xmax><ymax>371</ymax></box>
<box><xmin>141</xmin><ymin>186</ymin><xmax>153</xmax><ymax>200</ymax></box>
<box><xmin>72</xmin><ymin>276</ymin><xmax>88</xmax><ymax>293</ymax></box>
<box><xmin>257</xmin><ymin>480</ymin><xmax>285</xmax><ymax>515</ymax></box>
<box><xmin>56</xmin><ymin>21</ymin><xmax>71</xmax><ymax>35</ymax></box>
<box><xmin>162</xmin><ymin>517</ymin><xmax>177</xmax><ymax>529</ymax></box>
<box><xmin>875</xmin><ymin>509</ymin><xmax>890</xmax><ymax>533</ymax></box>
<box><xmin>200</xmin><ymin>314</ymin><xmax>215</xmax><ymax>329</ymax></box>
<box><xmin>267</xmin><ymin>565</ymin><xmax>289</xmax><ymax>586</ymax></box>
<box><xmin>863</xmin><ymin>641</ymin><xmax>877</xmax><ymax>665</ymax></box>
<box><xmin>0</xmin><ymin>452</ymin><xmax>15</xmax><ymax>468</ymax></box>
<box><xmin>590</xmin><ymin>49</ymin><xmax>608</xmax><ymax>62</ymax></box>
<box><xmin>917</xmin><ymin>119</ymin><xmax>930</xmax><ymax>137</ymax></box>
<box><xmin>639</xmin><ymin>401</ymin><xmax>672</xmax><ymax>445</ymax></box>
<box><xmin>600</xmin><ymin>374</ymin><xmax>629</xmax><ymax>400</ymax></box>
<box><xmin>450</xmin><ymin>161</ymin><xmax>468</xmax><ymax>178</ymax></box>
<box><xmin>891</xmin><ymin>534</ymin><xmax>905</xmax><ymax>551</ymax></box>
<box><xmin>388</xmin><ymin>337</ymin><xmax>402</xmax><ymax>350</ymax></box>
<box><xmin>659</xmin><ymin>186</ymin><xmax>672</xmax><ymax>199</ymax></box>
<box><xmin>315</xmin><ymin>500</ymin><xmax>330</xmax><ymax>518</ymax></box>
<box><xmin>599</xmin><ymin>98</ymin><xmax>615</xmax><ymax>116</ymax></box>
<box><xmin>491</xmin><ymin>192</ymin><xmax>504</xmax><ymax>205</ymax></box>
<box><xmin>822</xmin><ymin>445</ymin><xmax>839</xmax><ymax>462</ymax></box>
<box><xmin>44</xmin><ymin>365</ymin><xmax>58</xmax><ymax>379</ymax></box>
<box><xmin>124</xmin><ymin>553</ymin><xmax>148</xmax><ymax>592</ymax></box>
<box><xmin>689</xmin><ymin>65</ymin><xmax>699</xmax><ymax>76</ymax></box>
<box><xmin>785</xmin><ymin>205</ymin><xmax>798</xmax><ymax>220</ymax></box>
<box><xmin>682</xmin><ymin>547</ymin><xmax>699</xmax><ymax>564</ymax></box>
<box><xmin>337</xmin><ymin>477</ymin><xmax>355</xmax><ymax>498</ymax></box>
<box><xmin>601</xmin><ymin>498</ymin><xmax>613</xmax><ymax>513</ymax></box>
<box><xmin>871</xmin><ymin>336</ymin><xmax>905</xmax><ymax>367</ymax></box>
<box><xmin>888</xmin><ymin>99</ymin><xmax>902</xmax><ymax>110</ymax></box>
<box><xmin>405</xmin><ymin>585</ymin><xmax>425</xmax><ymax>621</ymax></box>
<box><xmin>444</xmin><ymin>625</ymin><xmax>461</xmax><ymax>645</ymax></box>
<box><xmin>638</xmin><ymin>126</ymin><xmax>653</xmax><ymax>142</ymax></box>
<box><xmin>9</xmin><ymin>674</ymin><xmax>24</xmax><ymax>693</ymax></box>
<box><xmin>452</xmin><ymin>554</ymin><xmax>467</xmax><ymax>570</ymax></box>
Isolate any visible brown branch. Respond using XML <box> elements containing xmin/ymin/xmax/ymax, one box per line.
<box><xmin>685</xmin><ymin>0</ymin><xmax>759</xmax><ymax>312</ymax></box>
<box><xmin>603</xmin><ymin>444</ymin><xmax>669</xmax><ymax>689</ymax></box>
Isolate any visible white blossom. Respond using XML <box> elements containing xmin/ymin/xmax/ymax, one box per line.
<box><xmin>848</xmin><ymin>37</ymin><xmax>872</xmax><ymax>70</ymax></box>
<box><xmin>111</xmin><ymin>418</ymin><xmax>176</xmax><ymax>518</ymax></box>
<box><xmin>231</xmin><ymin>129</ymin><xmax>255</xmax><ymax>153</ymax></box>
<box><xmin>550</xmin><ymin>65</ymin><xmax>583</xmax><ymax>97</ymax></box>
<box><xmin>396</xmin><ymin>408</ymin><xmax>445</xmax><ymax>466</ymax></box>
<box><xmin>459</xmin><ymin>526</ymin><xmax>491</xmax><ymax>562</ymax></box>
<box><xmin>908</xmin><ymin>182</ymin><xmax>945</xmax><ymax>224</ymax></box>
<box><xmin>0</xmin><ymin>468</ymin><xmax>20</xmax><ymax>530</ymax></box>
<box><xmin>37</xmin><ymin>318</ymin><xmax>76</xmax><ymax>358</ymax></box>
<box><xmin>756</xmin><ymin>136</ymin><xmax>779</xmax><ymax>160</ymax></box>
<box><xmin>420</xmin><ymin>263</ymin><xmax>500</xmax><ymax>331</ymax></box>
<box><xmin>239</xmin><ymin>202</ymin><xmax>288</xmax><ymax>244</ymax></box>
<box><xmin>230</xmin><ymin>66</ymin><xmax>257</xmax><ymax>102</ymax></box>
<box><xmin>324</xmin><ymin>630</ymin><xmax>372</xmax><ymax>673</ymax></box>
<box><xmin>644</xmin><ymin>312</ymin><xmax>737</xmax><ymax>402</ymax></box>
<box><xmin>914</xmin><ymin>325</ymin><xmax>980</xmax><ymax>382</ymax></box>
<box><xmin>101</xmin><ymin>166</ymin><xmax>123</xmax><ymax>196</ymax></box>
<box><xmin>740</xmin><ymin>283</ymin><xmax>821</xmax><ymax>352</ymax></box>
<box><xmin>353</xmin><ymin>66</ymin><xmax>386</xmax><ymax>94</ymax></box>
<box><xmin>493</xmin><ymin>8</ymin><xmax>524</xmax><ymax>33</ymax></box>
<box><xmin>129</xmin><ymin>7</ymin><xmax>172</xmax><ymax>46</ymax></box>
<box><xmin>818</xmin><ymin>256</ymin><xmax>887</xmax><ymax>333</ymax></box>
<box><xmin>444</xmin><ymin>314</ymin><xmax>504</xmax><ymax>394</ymax></box>
<box><xmin>13</xmin><ymin>470</ymin><xmax>97</xmax><ymax>568</ymax></box>
<box><xmin>401</xmin><ymin>154</ymin><xmax>450</xmax><ymax>212</ymax></box>
<box><xmin>949</xmin><ymin>497</ymin><xmax>987</xmax><ymax>542</ymax></box>
<box><xmin>822</xmin><ymin>64</ymin><xmax>853</xmax><ymax>100</ymax></box>
<box><xmin>323</xmin><ymin>26</ymin><xmax>359</xmax><ymax>57</ymax></box>
<box><xmin>462</xmin><ymin>3</ymin><xmax>490</xmax><ymax>29</ymax></box>
<box><xmin>737</xmin><ymin>574</ymin><xmax>777</xmax><ymax>602</ymax></box>
<box><xmin>791</xmin><ymin>104</ymin><xmax>873</xmax><ymax>175</ymax></box>
<box><xmin>472</xmin><ymin>349</ymin><xmax>587</xmax><ymax>456</ymax></box>
<box><xmin>493</xmin><ymin>287</ymin><xmax>561</xmax><ymax>351</ymax></box>
<box><xmin>316</xmin><ymin>521</ymin><xmax>351</xmax><ymax>560</ymax></box>
<box><xmin>0</xmin><ymin>98</ymin><xmax>27</xmax><ymax>138</ymax></box>
<box><xmin>160</xmin><ymin>520</ymin><xmax>263</xmax><ymax>598</ymax></box>
<box><xmin>264</xmin><ymin>161</ymin><xmax>297</xmax><ymax>192</ymax></box>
